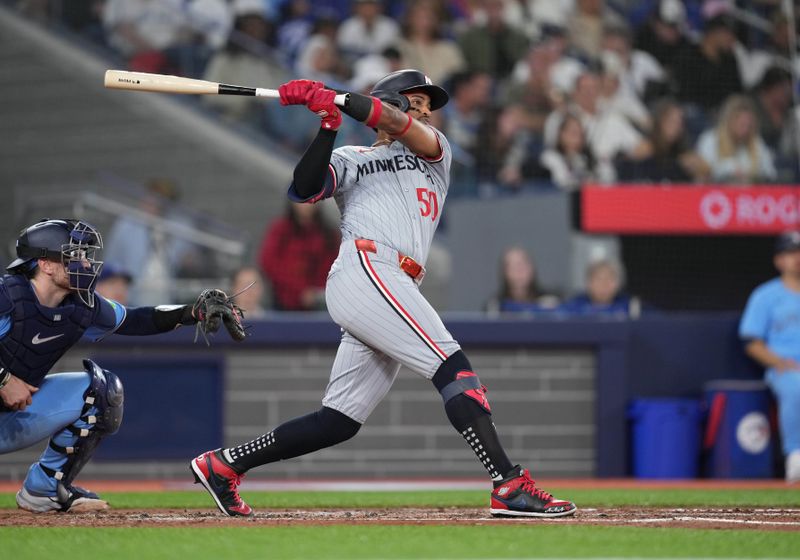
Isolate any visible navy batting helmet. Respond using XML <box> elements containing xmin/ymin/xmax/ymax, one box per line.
<box><xmin>370</xmin><ymin>69</ymin><xmax>449</xmax><ymax>112</ymax></box>
<box><xmin>8</xmin><ymin>219</ymin><xmax>104</xmax><ymax>307</ymax></box>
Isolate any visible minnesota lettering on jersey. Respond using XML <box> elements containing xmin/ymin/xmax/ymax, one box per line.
<box><xmin>355</xmin><ymin>153</ymin><xmax>433</xmax><ymax>183</ymax></box>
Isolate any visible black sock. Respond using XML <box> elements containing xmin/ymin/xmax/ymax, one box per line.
<box><xmin>444</xmin><ymin>394</ymin><xmax>514</xmax><ymax>480</ymax></box>
<box><xmin>222</xmin><ymin>407</ymin><xmax>360</xmax><ymax>473</ymax></box>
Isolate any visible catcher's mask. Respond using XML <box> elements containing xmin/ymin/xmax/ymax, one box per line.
<box><xmin>370</xmin><ymin>69</ymin><xmax>449</xmax><ymax>112</ymax></box>
<box><xmin>7</xmin><ymin>219</ymin><xmax>104</xmax><ymax>308</ymax></box>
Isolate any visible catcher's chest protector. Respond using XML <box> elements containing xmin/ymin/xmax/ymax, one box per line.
<box><xmin>0</xmin><ymin>274</ymin><xmax>93</xmax><ymax>388</ymax></box>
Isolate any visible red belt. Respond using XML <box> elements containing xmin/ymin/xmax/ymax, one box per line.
<box><xmin>355</xmin><ymin>239</ymin><xmax>425</xmax><ymax>282</ymax></box>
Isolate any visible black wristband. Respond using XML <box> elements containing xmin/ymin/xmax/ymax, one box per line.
<box><xmin>339</xmin><ymin>92</ymin><xmax>375</xmax><ymax>122</ymax></box>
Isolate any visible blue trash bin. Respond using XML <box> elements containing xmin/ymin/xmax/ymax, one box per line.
<box><xmin>703</xmin><ymin>380</ymin><xmax>774</xmax><ymax>479</ymax></box>
<box><xmin>628</xmin><ymin>398</ymin><xmax>703</xmax><ymax>479</ymax></box>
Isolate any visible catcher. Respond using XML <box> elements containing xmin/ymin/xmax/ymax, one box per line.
<box><xmin>0</xmin><ymin>218</ymin><xmax>245</xmax><ymax>513</ymax></box>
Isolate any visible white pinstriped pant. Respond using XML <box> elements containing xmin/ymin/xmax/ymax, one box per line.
<box><xmin>323</xmin><ymin>240</ymin><xmax>461</xmax><ymax>423</ymax></box>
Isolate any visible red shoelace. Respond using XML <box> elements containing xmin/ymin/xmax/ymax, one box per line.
<box><xmin>227</xmin><ymin>473</ymin><xmax>246</xmax><ymax>504</ymax></box>
<box><xmin>517</xmin><ymin>469</ymin><xmax>553</xmax><ymax>502</ymax></box>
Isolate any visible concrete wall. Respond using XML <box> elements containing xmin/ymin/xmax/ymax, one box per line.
<box><xmin>0</xmin><ymin>344</ymin><xmax>595</xmax><ymax>481</ymax></box>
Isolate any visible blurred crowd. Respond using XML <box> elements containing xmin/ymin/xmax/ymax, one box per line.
<box><xmin>20</xmin><ymin>0</ymin><xmax>800</xmax><ymax>195</ymax></box>
<box><xmin>15</xmin><ymin>0</ymin><xmax>800</xmax><ymax>315</ymax></box>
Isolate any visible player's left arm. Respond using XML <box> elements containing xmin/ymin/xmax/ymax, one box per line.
<box><xmin>89</xmin><ymin>292</ymin><xmax>245</xmax><ymax>342</ymax></box>
<box><xmin>85</xmin><ymin>295</ymin><xmax>195</xmax><ymax>340</ymax></box>
<box><xmin>380</xmin><ymin>104</ymin><xmax>442</xmax><ymax>160</ymax></box>
<box><xmin>337</xmin><ymin>91</ymin><xmax>442</xmax><ymax>159</ymax></box>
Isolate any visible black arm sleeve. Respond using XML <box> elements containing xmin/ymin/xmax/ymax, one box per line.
<box><xmin>292</xmin><ymin>128</ymin><xmax>338</xmax><ymax>199</ymax></box>
<box><xmin>115</xmin><ymin>305</ymin><xmax>194</xmax><ymax>336</ymax></box>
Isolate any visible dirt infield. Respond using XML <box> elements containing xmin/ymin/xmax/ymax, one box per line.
<box><xmin>2</xmin><ymin>507</ymin><xmax>800</xmax><ymax>530</ymax></box>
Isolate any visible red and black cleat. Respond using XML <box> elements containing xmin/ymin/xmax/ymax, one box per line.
<box><xmin>190</xmin><ymin>450</ymin><xmax>253</xmax><ymax>517</ymax></box>
<box><xmin>490</xmin><ymin>466</ymin><xmax>576</xmax><ymax>518</ymax></box>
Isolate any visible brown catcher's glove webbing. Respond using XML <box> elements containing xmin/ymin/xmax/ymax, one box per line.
<box><xmin>192</xmin><ymin>289</ymin><xmax>247</xmax><ymax>345</ymax></box>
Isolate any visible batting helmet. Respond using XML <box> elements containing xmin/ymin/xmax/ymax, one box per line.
<box><xmin>370</xmin><ymin>69</ymin><xmax>449</xmax><ymax>112</ymax></box>
<box><xmin>7</xmin><ymin>219</ymin><xmax>104</xmax><ymax>307</ymax></box>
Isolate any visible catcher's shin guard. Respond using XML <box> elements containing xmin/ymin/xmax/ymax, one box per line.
<box><xmin>39</xmin><ymin>360</ymin><xmax>123</xmax><ymax>490</ymax></box>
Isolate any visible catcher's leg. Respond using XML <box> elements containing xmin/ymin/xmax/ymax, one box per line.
<box><xmin>12</xmin><ymin>360</ymin><xmax>123</xmax><ymax>513</ymax></box>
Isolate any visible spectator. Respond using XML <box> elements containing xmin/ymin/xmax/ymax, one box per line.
<box><xmin>734</xmin><ymin>11</ymin><xmax>797</xmax><ymax>89</ymax></box>
<box><xmin>276</xmin><ymin>0</ymin><xmax>315</xmax><ymax>68</ymax></box>
<box><xmin>696</xmin><ymin>95</ymin><xmax>777</xmax><ymax>184</ymax></box>
<box><xmin>599</xmin><ymin>50</ymin><xmax>652</xmax><ymax>133</ymax></box>
<box><xmin>617</xmin><ymin>98</ymin><xmax>710</xmax><ymax>182</ymax></box>
<box><xmin>566</xmin><ymin>0</ymin><xmax>626</xmax><ymax>60</ymax></box>
<box><xmin>544</xmin><ymin>69</ymin><xmax>652</xmax><ymax>168</ymax></box>
<box><xmin>336</xmin><ymin>0</ymin><xmax>400</xmax><ymax>61</ymax></box>
<box><xmin>258</xmin><ymin>202</ymin><xmax>340</xmax><ymax>311</ymax></box>
<box><xmin>396</xmin><ymin>0</ymin><xmax>465</xmax><ymax>85</ymax></box>
<box><xmin>600</xmin><ymin>24</ymin><xmax>666</xmax><ymax>105</ymax></box>
<box><xmin>749</xmin><ymin>67</ymin><xmax>794</xmax><ymax>156</ymax></box>
<box><xmin>59</xmin><ymin>0</ymin><xmax>106</xmax><ymax>45</ymax></box>
<box><xmin>561</xmin><ymin>259</ymin><xmax>634</xmax><ymax>316</ymax></box>
<box><xmin>295</xmin><ymin>16</ymin><xmax>349</xmax><ymax>87</ymax></box>
<box><xmin>673</xmin><ymin>14</ymin><xmax>743</xmax><ymax>111</ymax></box>
<box><xmin>230</xmin><ymin>266</ymin><xmax>267</xmax><ymax>319</ymax></box>
<box><xmin>540</xmin><ymin>111</ymin><xmax>615</xmax><ymax>190</ymax></box>
<box><xmin>633</xmin><ymin>0</ymin><xmax>693</xmax><ymax>83</ymax></box>
<box><xmin>502</xmin><ymin>0</ymin><xmax>574</xmax><ymax>41</ymax></box>
<box><xmin>504</xmin><ymin>39</ymin><xmax>562</xmax><ymax>137</ymax></box>
<box><xmin>203</xmin><ymin>2</ymin><xmax>289</xmax><ymax>122</ymax></box>
<box><xmin>457</xmin><ymin>0</ymin><xmax>529</xmax><ymax>82</ymax></box>
<box><xmin>94</xmin><ymin>264</ymin><xmax>133</xmax><ymax>306</ymax></box>
<box><xmin>104</xmin><ymin>179</ymin><xmax>202</xmax><ymax>306</ymax></box>
<box><xmin>739</xmin><ymin>231</ymin><xmax>800</xmax><ymax>483</ymax></box>
<box><xmin>440</xmin><ymin>71</ymin><xmax>494</xmax><ymax>189</ymax></box>
<box><xmin>103</xmin><ymin>0</ymin><xmax>231</xmax><ymax>77</ymax></box>
<box><xmin>349</xmin><ymin>46</ymin><xmax>404</xmax><ymax>92</ymax></box>
<box><xmin>492</xmin><ymin>105</ymin><xmax>540</xmax><ymax>188</ymax></box>
<box><xmin>486</xmin><ymin>246</ymin><xmax>559</xmax><ymax>313</ymax></box>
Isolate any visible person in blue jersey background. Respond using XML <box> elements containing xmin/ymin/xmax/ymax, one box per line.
<box><xmin>740</xmin><ymin>231</ymin><xmax>800</xmax><ymax>483</ymax></box>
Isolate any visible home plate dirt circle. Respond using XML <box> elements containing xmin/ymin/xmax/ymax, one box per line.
<box><xmin>2</xmin><ymin>507</ymin><xmax>800</xmax><ymax>530</ymax></box>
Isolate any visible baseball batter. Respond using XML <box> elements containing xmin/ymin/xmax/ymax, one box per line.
<box><xmin>192</xmin><ymin>70</ymin><xmax>576</xmax><ymax>518</ymax></box>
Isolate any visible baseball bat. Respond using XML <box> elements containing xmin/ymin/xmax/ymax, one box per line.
<box><xmin>103</xmin><ymin>69</ymin><xmax>348</xmax><ymax>105</ymax></box>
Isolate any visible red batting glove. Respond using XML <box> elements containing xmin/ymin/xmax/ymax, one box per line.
<box><xmin>278</xmin><ymin>79</ymin><xmax>323</xmax><ymax>106</ymax></box>
<box><xmin>305</xmin><ymin>88</ymin><xmax>342</xmax><ymax>130</ymax></box>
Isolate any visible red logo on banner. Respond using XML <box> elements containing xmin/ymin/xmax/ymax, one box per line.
<box><xmin>582</xmin><ymin>184</ymin><xmax>800</xmax><ymax>234</ymax></box>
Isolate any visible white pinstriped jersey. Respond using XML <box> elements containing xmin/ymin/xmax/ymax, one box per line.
<box><xmin>327</xmin><ymin>126</ymin><xmax>451</xmax><ymax>266</ymax></box>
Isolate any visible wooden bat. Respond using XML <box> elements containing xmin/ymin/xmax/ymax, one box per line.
<box><xmin>103</xmin><ymin>69</ymin><xmax>348</xmax><ymax>106</ymax></box>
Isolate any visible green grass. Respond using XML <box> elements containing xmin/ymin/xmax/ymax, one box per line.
<box><xmin>3</xmin><ymin>526</ymin><xmax>799</xmax><ymax>559</ymax></box>
<box><xmin>3</xmin><ymin>488</ymin><xmax>800</xmax><ymax>559</ymax></box>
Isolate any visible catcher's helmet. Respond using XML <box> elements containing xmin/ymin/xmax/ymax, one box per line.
<box><xmin>370</xmin><ymin>69</ymin><xmax>449</xmax><ymax>112</ymax></box>
<box><xmin>7</xmin><ymin>219</ymin><xmax>104</xmax><ymax>307</ymax></box>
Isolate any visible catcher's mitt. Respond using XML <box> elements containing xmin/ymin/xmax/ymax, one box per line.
<box><xmin>192</xmin><ymin>289</ymin><xmax>247</xmax><ymax>344</ymax></box>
